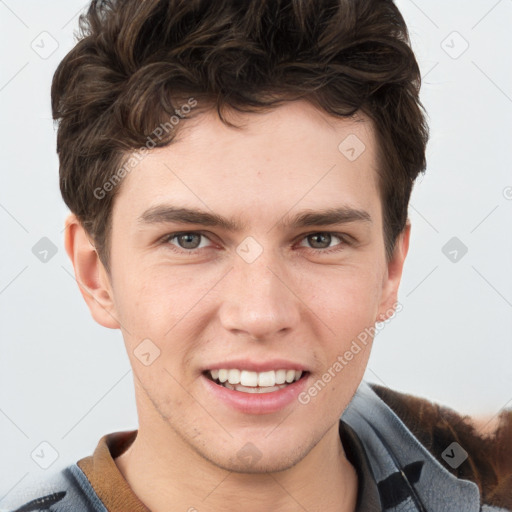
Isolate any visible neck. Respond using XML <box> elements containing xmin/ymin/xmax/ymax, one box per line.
<box><xmin>115</xmin><ymin>416</ymin><xmax>358</xmax><ymax>512</ymax></box>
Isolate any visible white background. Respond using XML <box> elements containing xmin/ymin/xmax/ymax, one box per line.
<box><xmin>1</xmin><ymin>0</ymin><xmax>511</xmax><ymax>503</ymax></box>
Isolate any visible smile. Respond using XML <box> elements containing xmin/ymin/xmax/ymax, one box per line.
<box><xmin>205</xmin><ymin>368</ymin><xmax>306</xmax><ymax>394</ymax></box>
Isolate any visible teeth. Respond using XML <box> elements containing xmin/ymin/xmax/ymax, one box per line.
<box><xmin>208</xmin><ymin>368</ymin><xmax>304</xmax><ymax>388</ymax></box>
<box><xmin>222</xmin><ymin>382</ymin><xmax>288</xmax><ymax>393</ymax></box>
<box><xmin>227</xmin><ymin>369</ymin><xmax>240</xmax><ymax>384</ymax></box>
<box><xmin>240</xmin><ymin>370</ymin><xmax>258</xmax><ymax>386</ymax></box>
<box><xmin>275</xmin><ymin>369</ymin><xmax>287</xmax><ymax>385</ymax></box>
<box><xmin>258</xmin><ymin>370</ymin><xmax>275</xmax><ymax>387</ymax></box>
<box><xmin>286</xmin><ymin>369</ymin><xmax>296</xmax><ymax>383</ymax></box>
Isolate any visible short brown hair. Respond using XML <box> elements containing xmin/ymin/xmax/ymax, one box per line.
<box><xmin>52</xmin><ymin>0</ymin><xmax>429</xmax><ymax>273</ymax></box>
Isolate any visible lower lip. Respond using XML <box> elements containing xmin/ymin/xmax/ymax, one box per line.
<box><xmin>201</xmin><ymin>373</ymin><xmax>310</xmax><ymax>415</ymax></box>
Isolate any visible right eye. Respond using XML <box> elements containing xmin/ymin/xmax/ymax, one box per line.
<box><xmin>162</xmin><ymin>231</ymin><xmax>215</xmax><ymax>253</ymax></box>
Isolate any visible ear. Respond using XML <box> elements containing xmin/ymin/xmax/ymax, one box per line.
<box><xmin>375</xmin><ymin>220</ymin><xmax>411</xmax><ymax>322</ymax></box>
<box><xmin>64</xmin><ymin>213</ymin><xmax>120</xmax><ymax>329</ymax></box>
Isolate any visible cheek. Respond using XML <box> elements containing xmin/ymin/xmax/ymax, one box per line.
<box><xmin>112</xmin><ymin>265</ymin><xmax>218</xmax><ymax>346</ymax></box>
<box><xmin>304</xmin><ymin>265</ymin><xmax>382</xmax><ymax>332</ymax></box>
<box><xmin>110</xmin><ymin>267</ymin><xmax>171</xmax><ymax>340</ymax></box>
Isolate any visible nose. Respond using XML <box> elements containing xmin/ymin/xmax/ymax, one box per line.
<box><xmin>218</xmin><ymin>252</ymin><xmax>301</xmax><ymax>341</ymax></box>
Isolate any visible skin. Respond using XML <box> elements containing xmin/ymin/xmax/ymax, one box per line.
<box><xmin>65</xmin><ymin>100</ymin><xmax>410</xmax><ymax>512</ymax></box>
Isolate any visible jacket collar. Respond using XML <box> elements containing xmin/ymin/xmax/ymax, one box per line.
<box><xmin>341</xmin><ymin>380</ymin><xmax>482</xmax><ymax>511</ymax></box>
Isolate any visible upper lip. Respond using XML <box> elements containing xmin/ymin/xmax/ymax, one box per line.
<box><xmin>203</xmin><ymin>359</ymin><xmax>309</xmax><ymax>373</ymax></box>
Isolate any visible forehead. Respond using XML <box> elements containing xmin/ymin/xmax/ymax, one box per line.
<box><xmin>113</xmin><ymin>100</ymin><xmax>381</xmax><ymax>226</ymax></box>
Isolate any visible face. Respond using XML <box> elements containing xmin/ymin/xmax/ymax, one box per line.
<box><xmin>73</xmin><ymin>100</ymin><xmax>409</xmax><ymax>473</ymax></box>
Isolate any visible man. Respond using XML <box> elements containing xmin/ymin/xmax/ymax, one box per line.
<box><xmin>5</xmin><ymin>0</ymin><xmax>511</xmax><ymax>511</ymax></box>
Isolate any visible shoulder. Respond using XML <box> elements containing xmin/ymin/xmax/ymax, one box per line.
<box><xmin>0</xmin><ymin>464</ymin><xmax>106</xmax><ymax>512</ymax></box>
<box><xmin>368</xmin><ymin>382</ymin><xmax>512</xmax><ymax>511</ymax></box>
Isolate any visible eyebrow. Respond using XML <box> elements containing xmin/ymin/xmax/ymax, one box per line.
<box><xmin>137</xmin><ymin>205</ymin><xmax>372</xmax><ymax>232</ymax></box>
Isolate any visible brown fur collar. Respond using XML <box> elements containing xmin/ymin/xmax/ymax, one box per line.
<box><xmin>369</xmin><ymin>383</ymin><xmax>512</xmax><ymax>509</ymax></box>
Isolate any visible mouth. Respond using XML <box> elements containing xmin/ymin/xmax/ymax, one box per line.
<box><xmin>203</xmin><ymin>368</ymin><xmax>309</xmax><ymax>394</ymax></box>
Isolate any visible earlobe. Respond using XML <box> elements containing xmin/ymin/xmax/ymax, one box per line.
<box><xmin>64</xmin><ymin>213</ymin><xmax>120</xmax><ymax>329</ymax></box>
<box><xmin>375</xmin><ymin>220</ymin><xmax>411</xmax><ymax>323</ymax></box>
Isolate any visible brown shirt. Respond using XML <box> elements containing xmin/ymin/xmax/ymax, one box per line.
<box><xmin>77</xmin><ymin>430</ymin><xmax>151</xmax><ymax>512</ymax></box>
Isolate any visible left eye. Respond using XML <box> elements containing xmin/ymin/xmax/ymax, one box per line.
<box><xmin>298</xmin><ymin>232</ymin><xmax>345</xmax><ymax>251</ymax></box>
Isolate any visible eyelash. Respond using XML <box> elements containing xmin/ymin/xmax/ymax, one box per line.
<box><xmin>160</xmin><ymin>231</ymin><xmax>352</xmax><ymax>256</ymax></box>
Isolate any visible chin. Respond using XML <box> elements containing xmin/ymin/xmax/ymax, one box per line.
<box><xmin>217</xmin><ymin>455</ymin><xmax>302</xmax><ymax>475</ymax></box>
<box><xmin>198</xmin><ymin>439</ymin><xmax>310</xmax><ymax>475</ymax></box>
